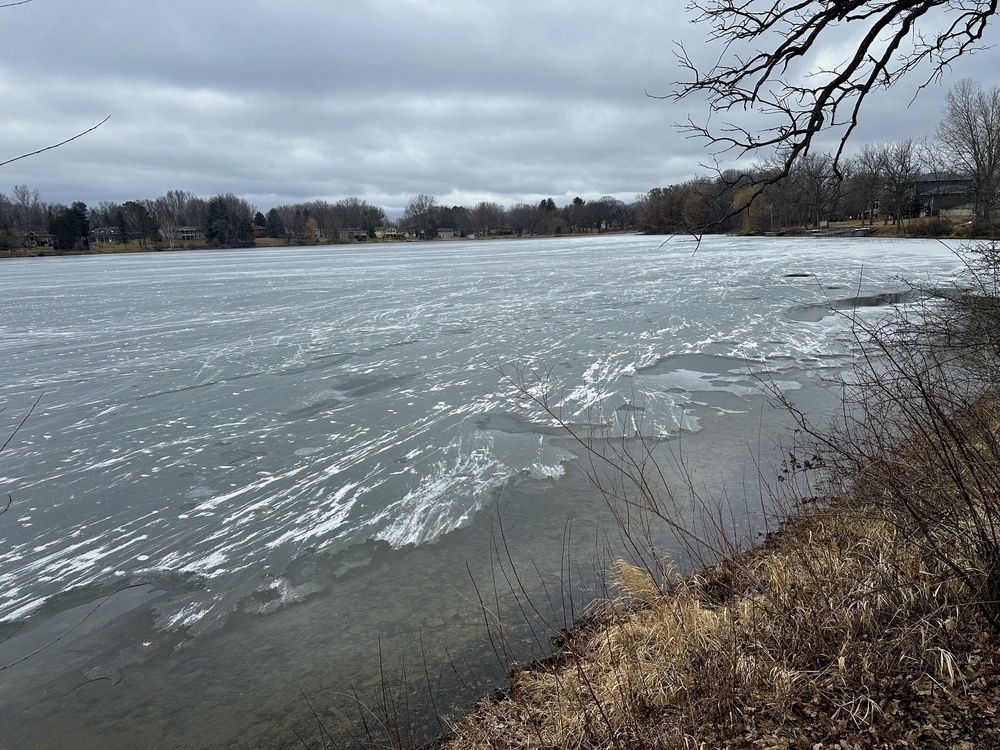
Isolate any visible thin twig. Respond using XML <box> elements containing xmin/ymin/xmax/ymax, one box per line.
<box><xmin>0</xmin><ymin>116</ymin><xmax>110</xmax><ymax>169</ymax></box>
<box><xmin>1</xmin><ymin>391</ymin><xmax>42</xmax><ymax>454</ymax></box>
<box><xmin>0</xmin><ymin>582</ymin><xmax>147</xmax><ymax>672</ymax></box>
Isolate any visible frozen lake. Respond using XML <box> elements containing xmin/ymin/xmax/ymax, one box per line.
<box><xmin>0</xmin><ymin>234</ymin><xmax>964</xmax><ymax>747</ymax></box>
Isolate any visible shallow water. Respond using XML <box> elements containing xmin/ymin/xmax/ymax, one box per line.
<box><xmin>0</xmin><ymin>234</ymin><xmax>964</xmax><ymax>747</ymax></box>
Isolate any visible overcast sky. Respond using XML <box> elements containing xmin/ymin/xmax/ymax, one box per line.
<box><xmin>1</xmin><ymin>0</ymin><xmax>995</xmax><ymax>216</ymax></box>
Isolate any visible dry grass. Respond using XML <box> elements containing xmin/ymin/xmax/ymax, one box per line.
<box><xmin>440</xmin><ymin>409</ymin><xmax>1000</xmax><ymax>749</ymax></box>
<box><xmin>442</xmin><ymin>511</ymin><xmax>1000</xmax><ymax>748</ymax></box>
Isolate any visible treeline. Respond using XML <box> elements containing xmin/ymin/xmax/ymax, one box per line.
<box><xmin>636</xmin><ymin>142</ymin><xmax>951</xmax><ymax>236</ymax></box>
<box><xmin>638</xmin><ymin>78</ymin><xmax>1000</xmax><ymax>236</ymax></box>
<box><xmin>3</xmin><ymin>78</ymin><xmax>997</xmax><ymax>251</ymax></box>
<box><xmin>399</xmin><ymin>194</ymin><xmax>636</xmax><ymax>238</ymax></box>
<box><xmin>0</xmin><ymin>189</ymin><xmax>641</xmax><ymax>252</ymax></box>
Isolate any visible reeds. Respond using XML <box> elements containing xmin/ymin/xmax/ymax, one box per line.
<box><xmin>442</xmin><ymin>489</ymin><xmax>1000</xmax><ymax>747</ymax></box>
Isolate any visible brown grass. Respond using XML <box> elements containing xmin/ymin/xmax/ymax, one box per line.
<box><xmin>440</xmin><ymin>401</ymin><xmax>1000</xmax><ymax>749</ymax></box>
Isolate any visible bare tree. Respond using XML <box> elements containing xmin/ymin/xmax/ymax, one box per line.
<box><xmin>795</xmin><ymin>152</ymin><xmax>848</xmax><ymax>228</ymax></box>
<box><xmin>11</xmin><ymin>184</ymin><xmax>43</xmax><ymax>233</ymax></box>
<box><xmin>333</xmin><ymin>197</ymin><xmax>386</xmax><ymax>236</ymax></box>
<box><xmin>757</xmin><ymin>152</ymin><xmax>798</xmax><ymax>229</ymax></box>
<box><xmin>506</xmin><ymin>202</ymin><xmax>543</xmax><ymax>236</ymax></box>
<box><xmin>150</xmin><ymin>190</ymin><xmax>196</xmax><ymax>248</ymax></box>
<box><xmin>882</xmin><ymin>138</ymin><xmax>922</xmax><ymax>228</ymax></box>
<box><xmin>274</xmin><ymin>204</ymin><xmax>304</xmax><ymax>245</ymax></box>
<box><xmin>936</xmin><ymin>78</ymin><xmax>1000</xmax><ymax>231</ymax></box>
<box><xmin>334</xmin><ymin>196</ymin><xmax>367</xmax><ymax>231</ymax></box>
<box><xmin>119</xmin><ymin>200</ymin><xmax>158</xmax><ymax>247</ymax></box>
<box><xmin>590</xmin><ymin>196</ymin><xmax>627</xmax><ymax>231</ymax></box>
<box><xmin>853</xmin><ymin>143</ymin><xmax>888</xmax><ymax>225</ymax></box>
<box><xmin>732</xmin><ymin>182</ymin><xmax>771</xmax><ymax>234</ymax></box>
<box><xmin>469</xmin><ymin>201</ymin><xmax>506</xmax><ymax>236</ymax></box>
<box><xmin>675</xmin><ymin>1</ymin><xmax>998</xmax><ymax>177</ymax></box>
<box><xmin>403</xmin><ymin>193</ymin><xmax>437</xmax><ymax>238</ymax></box>
<box><xmin>302</xmin><ymin>200</ymin><xmax>337</xmax><ymax>237</ymax></box>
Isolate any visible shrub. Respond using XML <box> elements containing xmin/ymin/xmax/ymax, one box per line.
<box><xmin>785</xmin><ymin>241</ymin><xmax>1000</xmax><ymax>629</ymax></box>
<box><xmin>906</xmin><ymin>216</ymin><xmax>954</xmax><ymax>237</ymax></box>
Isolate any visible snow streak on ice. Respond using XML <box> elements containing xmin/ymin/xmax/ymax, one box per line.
<box><xmin>0</xmin><ymin>235</ymin><xmax>963</xmax><ymax>631</ymax></box>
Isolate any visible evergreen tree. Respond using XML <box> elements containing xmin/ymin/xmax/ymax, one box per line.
<box><xmin>49</xmin><ymin>201</ymin><xmax>90</xmax><ymax>250</ymax></box>
<box><xmin>265</xmin><ymin>207</ymin><xmax>285</xmax><ymax>238</ymax></box>
<box><xmin>115</xmin><ymin>209</ymin><xmax>129</xmax><ymax>245</ymax></box>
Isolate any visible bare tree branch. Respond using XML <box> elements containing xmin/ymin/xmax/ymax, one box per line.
<box><xmin>0</xmin><ymin>116</ymin><xmax>110</xmax><ymax>169</ymax></box>
<box><xmin>0</xmin><ymin>391</ymin><xmax>42</xmax><ymax>455</ymax></box>
<box><xmin>673</xmin><ymin>1</ymin><xmax>998</xmax><ymax>179</ymax></box>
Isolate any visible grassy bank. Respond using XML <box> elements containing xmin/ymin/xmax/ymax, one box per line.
<box><xmin>434</xmin><ymin>246</ymin><xmax>1000</xmax><ymax>749</ymax></box>
<box><xmin>442</xmin><ymin>483</ymin><xmax>1000</xmax><ymax>748</ymax></box>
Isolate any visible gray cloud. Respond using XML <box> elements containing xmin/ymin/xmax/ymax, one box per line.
<box><xmin>1</xmin><ymin>0</ymin><xmax>996</xmax><ymax>214</ymax></box>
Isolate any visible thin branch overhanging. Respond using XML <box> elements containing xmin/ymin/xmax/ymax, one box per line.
<box><xmin>672</xmin><ymin>0</ymin><xmax>998</xmax><ymax>177</ymax></box>
<box><xmin>0</xmin><ymin>116</ymin><xmax>111</xmax><ymax>169</ymax></box>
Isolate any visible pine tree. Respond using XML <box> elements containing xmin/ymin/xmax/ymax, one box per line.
<box><xmin>265</xmin><ymin>208</ymin><xmax>285</xmax><ymax>238</ymax></box>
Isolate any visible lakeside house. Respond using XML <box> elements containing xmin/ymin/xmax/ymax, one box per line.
<box><xmin>338</xmin><ymin>228</ymin><xmax>368</xmax><ymax>241</ymax></box>
<box><xmin>914</xmin><ymin>173</ymin><xmax>973</xmax><ymax>216</ymax></box>
<box><xmin>92</xmin><ymin>227</ymin><xmax>118</xmax><ymax>243</ymax></box>
<box><xmin>176</xmin><ymin>226</ymin><xmax>205</xmax><ymax>241</ymax></box>
<box><xmin>862</xmin><ymin>173</ymin><xmax>974</xmax><ymax>223</ymax></box>
<box><xmin>21</xmin><ymin>231</ymin><xmax>55</xmax><ymax>247</ymax></box>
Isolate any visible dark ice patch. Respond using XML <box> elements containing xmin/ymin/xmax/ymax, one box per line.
<box><xmin>333</xmin><ymin>374</ymin><xmax>415</xmax><ymax>398</ymax></box>
<box><xmin>786</xmin><ymin>289</ymin><xmax>924</xmax><ymax>322</ymax></box>
<box><xmin>476</xmin><ymin>412</ymin><xmax>563</xmax><ymax>436</ymax></box>
<box><xmin>283</xmin><ymin>398</ymin><xmax>343</xmax><ymax>421</ymax></box>
<box><xmin>277</xmin><ymin>353</ymin><xmax>354</xmax><ymax>376</ymax></box>
<box><xmin>637</xmin><ymin>353</ymin><xmax>756</xmax><ymax>377</ymax></box>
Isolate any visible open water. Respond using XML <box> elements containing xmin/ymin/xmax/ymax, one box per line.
<box><xmin>0</xmin><ymin>234</ymin><xmax>964</xmax><ymax>748</ymax></box>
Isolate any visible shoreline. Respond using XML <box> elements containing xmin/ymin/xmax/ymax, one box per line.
<box><xmin>4</xmin><ymin>222</ymin><xmax>984</xmax><ymax>261</ymax></box>
<box><xmin>0</xmin><ymin>230</ymin><xmax>639</xmax><ymax>260</ymax></box>
<box><xmin>440</xmin><ymin>481</ymin><xmax>1000</xmax><ymax>748</ymax></box>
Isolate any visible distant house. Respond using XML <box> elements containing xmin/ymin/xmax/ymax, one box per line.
<box><xmin>914</xmin><ymin>173</ymin><xmax>972</xmax><ymax>215</ymax></box>
<box><xmin>437</xmin><ymin>227</ymin><xmax>458</xmax><ymax>239</ymax></box>
<box><xmin>177</xmin><ymin>226</ymin><xmax>205</xmax><ymax>241</ymax></box>
<box><xmin>374</xmin><ymin>226</ymin><xmax>400</xmax><ymax>239</ymax></box>
<box><xmin>92</xmin><ymin>227</ymin><xmax>119</xmax><ymax>243</ymax></box>
<box><xmin>338</xmin><ymin>228</ymin><xmax>368</xmax><ymax>242</ymax></box>
<box><xmin>252</xmin><ymin>224</ymin><xmax>267</xmax><ymax>239</ymax></box>
<box><xmin>22</xmin><ymin>231</ymin><xmax>55</xmax><ymax>248</ymax></box>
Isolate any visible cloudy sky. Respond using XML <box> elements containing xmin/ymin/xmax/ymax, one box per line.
<box><xmin>1</xmin><ymin>0</ymin><xmax>995</xmax><ymax>216</ymax></box>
